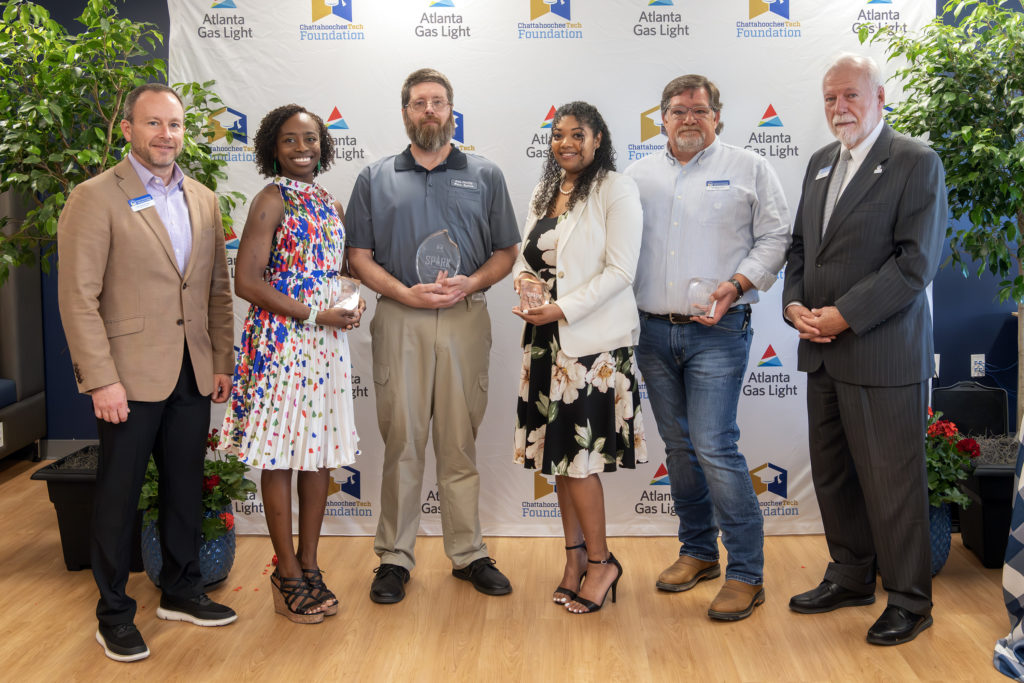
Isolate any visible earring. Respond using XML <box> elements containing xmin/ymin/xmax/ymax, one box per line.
<box><xmin>316</xmin><ymin>160</ymin><xmax>321</xmax><ymax>174</ymax></box>
<box><xmin>273</xmin><ymin>159</ymin><xmax>279</xmax><ymax>174</ymax></box>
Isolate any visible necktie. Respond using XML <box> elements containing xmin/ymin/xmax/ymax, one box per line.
<box><xmin>822</xmin><ymin>148</ymin><xmax>852</xmax><ymax>234</ymax></box>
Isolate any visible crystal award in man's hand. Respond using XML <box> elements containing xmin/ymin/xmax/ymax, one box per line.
<box><xmin>687</xmin><ymin>277</ymin><xmax>719</xmax><ymax>317</ymax></box>
<box><xmin>518</xmin><ymin>273</ymin><xmax>551</xmax><ymax>310</ymax></box>
<box><xmin>415</xmin><ymin>229</ymin><xmax>461</xmax><ymax>284</ymax></box>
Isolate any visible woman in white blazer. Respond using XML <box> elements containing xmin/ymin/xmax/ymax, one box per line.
<box><xmin>511</xmin><ymin>102</ymin><xmax>647</xmax><ymax>615</ymax></box>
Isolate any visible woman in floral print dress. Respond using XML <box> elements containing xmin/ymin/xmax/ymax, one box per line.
<box><xmin>512</xmin><ymin>102</ymin><xmax>646</xmax><ymax>615</ymax></box>
<box><xmin>220</xmin><ymin>104</ymin><xmax>361</xmax><ymax>623</ymax></box>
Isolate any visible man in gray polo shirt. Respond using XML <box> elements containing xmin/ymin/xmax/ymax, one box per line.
<box><xmin>347</xmin><ymin>68</ymin><xmax>519</xmax><ymax>604</ymax></box>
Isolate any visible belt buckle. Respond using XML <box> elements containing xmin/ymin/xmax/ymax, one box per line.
<box><xmin>667</xmin><ymin>312</ymin><xmax>691</xmax><ymax>324</ymax></box>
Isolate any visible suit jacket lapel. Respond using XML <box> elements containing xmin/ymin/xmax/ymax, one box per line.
<box><xmin>114</xmin><ymin>158</ymin><xmax>181</xmax><ymax>276</ymax></box>
<box><xmin>554</xmin><ymin>193</ymin><xmax>587</xmax><ymax>261</ymax></box>
<box><xmin>820</xmin><ymin>124</ymin><xmax>894</xmax><ymax>252</ymax></box>
<box><xmin>182</xmin><ymin>179</ymin><xmax>203</xmax><ymax>282</ymax></box>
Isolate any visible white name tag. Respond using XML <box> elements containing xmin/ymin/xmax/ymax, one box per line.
<box><xmin>705</xmin><ymin>180</ymin><xmax>729</xmax><ymax>191</ymax></box>
<box><xmin>815</xmin><ymin>166</ymin><xmax>831</xmax><ymax>180</ymax></box>
<box><xmin>450</xmin><ymin>179</ymin><xmax>478</xmax><ymax>190</ymax></box>
<box><xmin>129</xmin><ymin>194</ymin><xmax>155</xmax><ymax>212</ymax></box>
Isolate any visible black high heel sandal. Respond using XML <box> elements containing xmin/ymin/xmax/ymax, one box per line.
<box><xmin>567</xmin><ymin>553</ymin><xmax>622</xmax><ymax>614</ymax></box>
<box><xmin>553</xmin><ymin>542</ymin><xmax>588</xmax><ymax>605</ymax></box>
<box><xmin>270</xmin><ymin>569</ymin><xmax>326</xmax><ymax>624</ymax></box>
<box><xmin>302</xmin><ymin>567</ymin><xmax>339</xmax><ymax>617</ymax></box>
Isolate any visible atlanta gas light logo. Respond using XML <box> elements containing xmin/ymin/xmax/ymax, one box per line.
<box><xmin>632</xmin><ymin>0</ymin><xmax>690</xmax><ymax>39</ymax></box>
<box><xmin>852</xmin><ymin>0</ymin><xmax>908</xmax><ymax>35</ymax></box>
<box><xmin>634</xmin><ymin>463</ymin><xmax>676</xmax><ymax>516</ymax></box>
<box><xmin>518</xmin><ymin>0</ymin><xmax>583</xmax><ymax>40</ymax></box>
<box><xmin>523</xmin><ymin>106</ymin><xmax>554</xmax><ymax>160</ymax></box>
<box><xmin>415</xmin><ymin>0</ymin><xmax>472</xmax><ymax>40</ymax></box>
<box><xmin>743</xmin><ymin>345</ymin><xmax>798</xmax><ymax>398</ymax></box>
<box><xmin>736</xmin><ymin>0</ymin><xmax>802</xmax><ymax>39</ymax></box>
<box><xmin>198</xmin><ymin>1</ymin><xmax>253</xmax><ymax>41</ymax></box>
<box><xmin>325</xmin><ymin>107</ymin><xmax>367</xmax><ymax>163</ymax></box>
<box><xmin>744</xmin><ymin>104</ymin><xmax>800</xmax><ymax>160</ymax></box>
<box><xmin>300</xmin><ymin>0</ymin><xmax>366</xmax><ymax>41</ymax></box>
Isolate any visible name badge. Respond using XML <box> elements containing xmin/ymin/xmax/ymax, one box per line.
<box><xmin>815</xmin><ymin>166</ymin><xmax>832</xmax><ymax>180</ymax></box>
<box><xmin>705</xmin><ymin>180</ymin><xmax>730</xmax><ymax>191</ymax></box>
<box><xmin>129</xmin><ymin>194</ymin><xmax>155</xmax><ymax>212</ymax></box>
<box><xmin>450</xmin><ymin>179</ymin><xmax>478</xmax><ymax>190</ymax></box>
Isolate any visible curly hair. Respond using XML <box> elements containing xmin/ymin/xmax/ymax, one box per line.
<box><xmin>532</xmin><ymin>101</ymin><xmax>616</xmax><ymax>217</ymax></box>
<box><xmin>253</xmin><ymin>104</ymin><xmax>335</xmax><ymax>178</ymax></box>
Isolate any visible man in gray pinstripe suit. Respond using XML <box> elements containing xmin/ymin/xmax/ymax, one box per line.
<box><xmin>782</xmin><ymin>53</ymin><xmax>946</xmax><ymax>646</ymax></box>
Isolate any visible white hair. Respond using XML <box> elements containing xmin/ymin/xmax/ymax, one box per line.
<box><xmin>823</xmin><ymin>53</ymin><xmax>884</xmax><ymax>90</ymax></box>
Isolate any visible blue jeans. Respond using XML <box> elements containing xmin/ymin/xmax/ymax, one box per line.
<box><xmin>635</xmin><ymin>308</ymin><xmax>763</xmax><ymax>585</ymax></box>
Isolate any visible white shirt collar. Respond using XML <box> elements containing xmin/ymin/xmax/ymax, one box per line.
<box><xmin>846</xmin><ymin>118</ymin><xmax>885</xmax><ymax>165</ymax></box>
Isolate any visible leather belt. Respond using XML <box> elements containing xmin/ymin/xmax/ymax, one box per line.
<box><xmin>641</xmin><ymin>305</ymin><xmax>750</xmax><ymax>325</ymax></box>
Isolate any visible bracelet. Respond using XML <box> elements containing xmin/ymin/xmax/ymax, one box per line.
<box><xmin>304</xmin><ymin>306</ymin><xmax>319</xmax><ymax>326</ymax></box>
<box><xmin>727</xmin><ymin>278</ymin><xmax>744</xmax><ymax>300</ymax></box>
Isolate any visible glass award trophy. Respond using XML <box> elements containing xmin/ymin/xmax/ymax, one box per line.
<box><xmin>686</xmin><ymin>277</ymin><xmax>718</xmax><ymax>317</ymax></box>
<box><xmin>415</xmin><ymin>229</ymin><xmax>461</xmax><ymax>284</ymax></box>
<box><xmin>518</xmin><ymin>273</ymin><xmax>551</xmax><ymax>310</ymax></box>
<box><xmin>331</xmin><ymin>276</ymin><xmax>361</xmax><ymax>311</ymax></box>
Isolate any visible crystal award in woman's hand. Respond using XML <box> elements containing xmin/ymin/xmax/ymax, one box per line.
<box><xmin>519</xmin><ymin>273</ymin><xmax>551</xmax><ymax>310</ymax></box>
<box><xmin>686</xmin><ymin>277</ymin><xmax>718</xmax><ymax>317</ymax></box>
<box><xmin>415</xmin><ymin>229</ymin><xmax>461</xmax><ymax>284</ymax></box>
<box><xmin>332</xmin><ymin>276</ymin><xmax>361</xmax><ymax>311</ymax></box>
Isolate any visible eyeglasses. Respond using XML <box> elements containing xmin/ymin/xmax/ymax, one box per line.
<box><xmin>664</xmin><ymin>106</ymin><xmax>715</xmax><ymax>122</ymax></box>
<box><xmin>406</xmin><ymin>98</ymin><xmax>451</xmax><ymax>113</ymax></box>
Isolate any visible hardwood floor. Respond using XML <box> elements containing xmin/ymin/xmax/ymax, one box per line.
<box><xmin>0</xmin><ymin>457</ymin><xmax>1010</xmax><ymax>682</ymax></box>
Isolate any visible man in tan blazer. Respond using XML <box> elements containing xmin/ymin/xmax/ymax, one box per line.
<box><xmin>58</xmin><ymin>84</ymin><xmax>236</xmax><ymax>663</ymax></box>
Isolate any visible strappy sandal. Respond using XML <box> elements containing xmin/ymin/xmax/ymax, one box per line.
<box><xmin>270</xmin><ymin>569</ymin><xmax>326</xmax><ymax>624</ymax></box>
<box><xmin>553</xmin><ymin>542</ymin><xmax>588</xmax><ymax>605</ymax></box>
<box><xmin>302</xmin><ymin>567</ymin><xmax>339</xmax><ymax>616</ymax></box>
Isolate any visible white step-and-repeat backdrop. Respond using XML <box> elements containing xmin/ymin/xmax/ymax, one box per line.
<box><xmin>168</xmin><ymin>0</ymin><xmax>935</xmax><ymax>536</ymax></box>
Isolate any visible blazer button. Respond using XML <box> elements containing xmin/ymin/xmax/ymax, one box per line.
<box><xmin>557</xmin><ymin>271</ymin><xmax>565</xmax><ymax>278</ymax></box>
<box><xmin>182</xmin><ymin>283</ymin><xmax>188</xmax><ymax>290</ymax></box>
<box><xmin>816</xmin><ymin>263</ymin><xmax>822</xmax><ymax>268</ymax></box>
<box><xmin>176</xmin><ymin>319</ymin><xmax>184</xmax><ymax>326</ymax></box>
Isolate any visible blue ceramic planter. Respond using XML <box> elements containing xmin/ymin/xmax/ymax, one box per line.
<box><xmin>141</xmin><ymin>508</ymin><xmax>236</xmax><ymax>588</ymax></box>
<box><xmin>929</xmin><ymin>503</ymin><xmax>952</xmax><ymax>576</ymax></box>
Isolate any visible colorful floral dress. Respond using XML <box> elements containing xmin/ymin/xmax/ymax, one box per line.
<box><xmin>220</xmin><ymin>177</ymin><xmax>359</xmax><ymax>470</ymax></box>
<box><xmin>514</xmin><ymin>215</ymin><xmax>646</xmax><ymax>478</ymax></box>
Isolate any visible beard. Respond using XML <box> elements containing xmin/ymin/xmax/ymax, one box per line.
<box><xmin>830</xmin><ymin>115</ymin><xmax>868</xmax><ymax>147</ymax></box>
<box><xmin>404</xmin><ymin>111</ymin><xmax>455</xmax><ymax>152</ymax></box>
<box><xmin>672</xmin><ymin>127</ymin><xmax>706</xmax><ymax>155</ymax></box>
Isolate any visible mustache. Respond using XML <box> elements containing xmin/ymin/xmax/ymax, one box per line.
<box><xmin>832</xmin><ymin>115</ymin><xmax>857</xmax><ymax>125</ymax></box>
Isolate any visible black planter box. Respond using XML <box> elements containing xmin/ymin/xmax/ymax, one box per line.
<box><xmin>959</xmin><ymin>463</ymin><xmax>1015</xmax><ymax>568</ymax></box>
<box><xmin>31</xmin><ymin>446</ymin><xmax>143</xmax><ymax>572</ymax></box>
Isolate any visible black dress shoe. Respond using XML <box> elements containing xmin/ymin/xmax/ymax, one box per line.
<box><xmin>789</xmin><ymin>580</ymin><xmax>875</xmax><ymax>614</ymax></box>
<box><xmin>866</xmin><ymin>605</ymin><xmax>933</xmax><ymax>645</ymax></box>
<box><xmin>96</xmin><ymin>623</ymin><xmax>149</xmax><ymax>662</ymax></box>
<box><xmin>370</xmin><ymin>564</ymin><xmax>410</xmax><ymax>604</ymax></box>
<box><xmin>452</xmin><ymin>557</ymin><xmax>512</xmax><ymax>596</ymax></box>
<box><xmin>157</xmin><ymin>592</ymin><xmax>237</xmax><ymax>626</ymax></box>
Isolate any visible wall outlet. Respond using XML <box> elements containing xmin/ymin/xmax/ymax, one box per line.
<box><xmin>933</xmin><ymin>353</ymin><xmax>940</xmax><ymax>379</ymax></box>
<box><xmin>971</xmin><ymin>353</ymin><xmax>986</xmax><ymax>378</ymax></box>
<box><xmin>0</xmin><ymin>421</ymin><xmax>4</xmax><ymax>449</ymax></box>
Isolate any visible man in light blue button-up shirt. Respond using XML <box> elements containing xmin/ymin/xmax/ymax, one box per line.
<box><xmin>625</xmin><ymin>74</ymin><xmax>790</xmax><ymax>621</ymax></box>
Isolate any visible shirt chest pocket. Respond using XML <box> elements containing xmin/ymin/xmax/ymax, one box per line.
<box><xmin>701</xmin><ymin>185</ymin><xmax>751</xmax><ymax>227</ymax></box>
<box><xmin>446</xmin><ymin>185</ymin><xmax>482</xmax><ymax>226</ymax></box>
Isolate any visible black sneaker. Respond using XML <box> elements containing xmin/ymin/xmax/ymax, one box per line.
<box><xmin>452</xmin><ymin>557</ymin><xmax>512</xmax><ymax>596</ymax></box>
<box><xmin>157</xmin><ymin>592</ymin><xmax>238</xmax><ymax>626</ymax></box>
<box><xmin>95</xmin><ymin>623</ymin><xmax>150</xmax><ymax>662</ymax></box>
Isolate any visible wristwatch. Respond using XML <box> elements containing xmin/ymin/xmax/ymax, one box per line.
<box><xmin>727</xmin><ymin>278</ymin><xmax>744</xmax><ymax>300</ymax></box>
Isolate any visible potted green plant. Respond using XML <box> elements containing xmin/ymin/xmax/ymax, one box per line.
<box><xmin>860</xmin><ymin>0</ymin><xmax>1024</xmax><ymax>427</ymax></box>
<box><xmin>138</xmin><ymin>429</ymin><xmax>256</xmax><ymax>587</ymax></box>
<box><xmin>0</xmin><ymin>0</ymin><xmax>244</xmax><ymax>284</ymax></box>
<box><xmin>926</xmin><ymin>408</ymin><xmax>980</xmax><ymax>574</ymax></box>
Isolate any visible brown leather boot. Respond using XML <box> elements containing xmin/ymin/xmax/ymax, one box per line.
<box><xmin>708</xmin><ymin>579</ymin><xmax>765</xmax><ymax>621</ymax></box>
<box><xmin>655</xmin><ymin>555</ymin><xmax>720</xmax><ymax>592</ymax></box>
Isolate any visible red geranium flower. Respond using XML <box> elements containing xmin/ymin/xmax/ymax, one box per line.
<box><xmin>927</xmin><ymin>419</ymin><xmax>958</xmax><ymax>440</ymax></box>
<box><xmin>957</xmin><ymin>438</ymin><xmax>981</xmax><ymax>458</ymax></box>
<box><xmin>220</xmin><ymin>511</ymin><xmax>234</xmax><ymax>531</ymax></box>
<box><xmin>203</xmin><ymin>474</ymin><xmax>221</xmax><ymax>493</ymax></box>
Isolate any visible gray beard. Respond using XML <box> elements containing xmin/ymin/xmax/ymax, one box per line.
<box><xmin>404</xmin><ymin>113</ymin><xmax>454</xmax><ymax>152</ymax></box>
